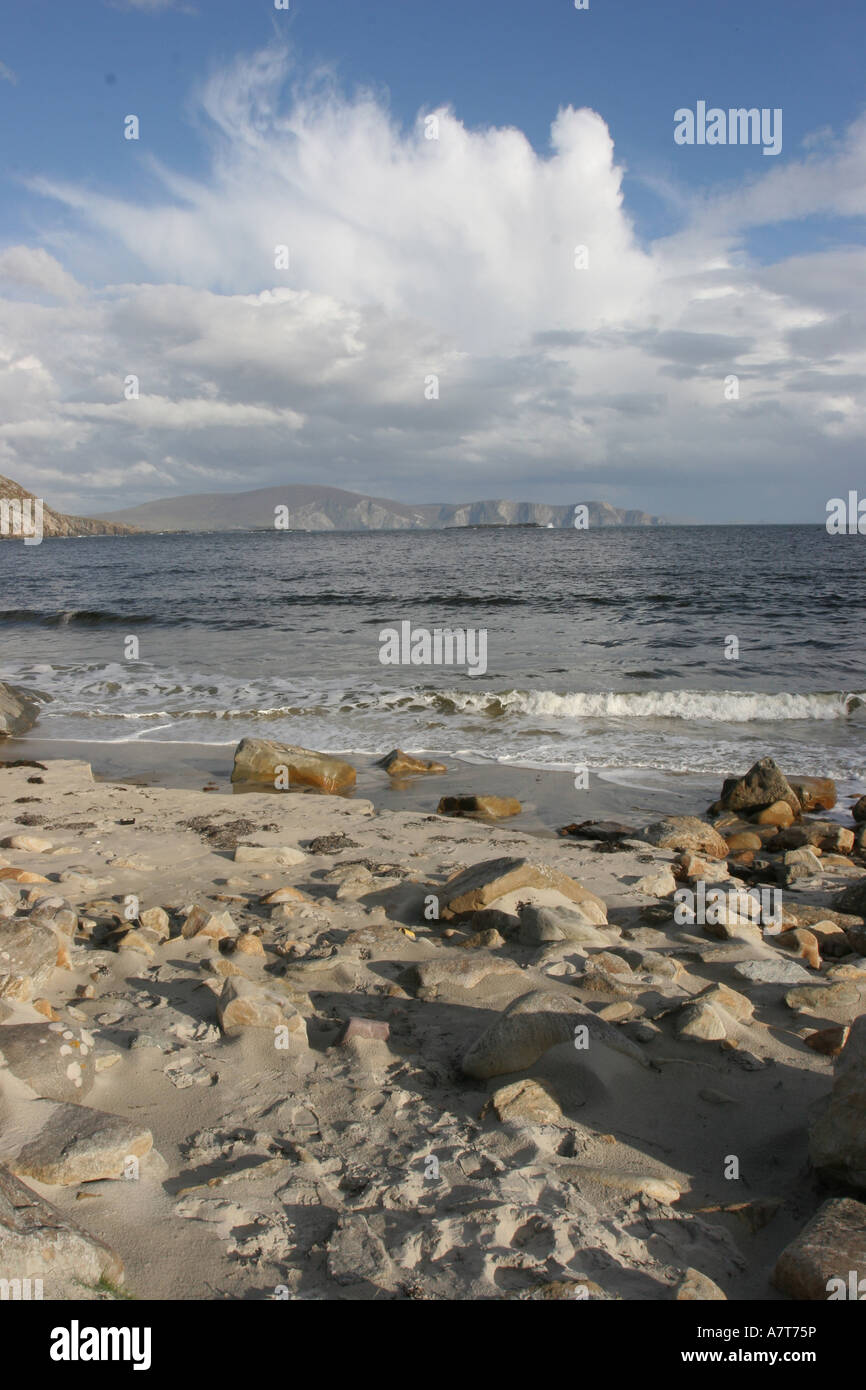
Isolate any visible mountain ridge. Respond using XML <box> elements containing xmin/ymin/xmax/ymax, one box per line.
<box><xmin>0</xmin><ymin>475</ymin><xmax>139</xmax><ymax>539</ymax></box>
<box><xmin>97</xmin><ymin>484</ymin><xmax>668</xmax><ymax>532</ymax></box>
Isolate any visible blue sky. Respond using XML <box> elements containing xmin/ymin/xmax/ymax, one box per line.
<box><xmin>0</xmin><ymin>0</ymin><xmax>864</xmax><ymax>520</ymax></box>
<box><xmin>3</xmin><ymin>0</ymin><xmax>863</xmax><ymax>246</ymax></box>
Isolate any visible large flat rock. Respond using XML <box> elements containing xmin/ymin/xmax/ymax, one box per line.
<box><xmin>0</xmin><ymin>1163</ymin><xmax>123</xmax><ymax>1295</ymax></box>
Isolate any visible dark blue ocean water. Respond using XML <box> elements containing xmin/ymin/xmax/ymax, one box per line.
<box><xmin>1</xmin><ymin>524</ymin><xmax>863</xmax><ymax>783</ymax></box>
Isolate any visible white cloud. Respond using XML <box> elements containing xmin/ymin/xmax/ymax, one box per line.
<box><xmin>0</xmin><ymin>246</ymin><xmax>82</xmax><ymax>303</ymax></box>
<box><xmin>3</xmin><ymin>45</ymin><xmax>866</xmax><ymax>520</ymax></box>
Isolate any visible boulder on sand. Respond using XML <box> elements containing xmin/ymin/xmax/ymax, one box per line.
<box><xmin>0</xmin><ymin>681</ymin><xmax>49</xmax><ymax>738</ymax></box>
<box><xmin>461</xmin><ymin>989</ymin><xmax>649</xmax><ymax>1080</ymax></box>
<box><xmin>440</xmin><ymin>857</ymin><xmax>606</xmax><ymax>922</ymax></box>
<box><xmin>772</xmin><ymin>1198</ymin><xmax>866</xmax><ymax>1299</ymax></box>
<box><xmin>0</xmin><ymin>1163</ymin><xmax>124</xmax><ymax>1292</ymax></box>
<box><xmin>710</xmin><ymin>757</ymin><xmax>800</xmax><ymax>816</ymax></box>
<box><xmin>231</xmin><ymin>737</ymin><xmax>356</xmax><ymax>792</ymax></box>
<box><xmin>641</xmin><ymin>816</ymin><xmax>728</xmax><ymax>860</ymax></box>
<box><xmin>809</xmin><ymin>1015</ymin><xmax>866</xmax><ymax>1189</ymax></box>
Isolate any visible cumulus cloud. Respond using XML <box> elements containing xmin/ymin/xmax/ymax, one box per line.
<box><xmin>3</xmin><ymin>44</ymin><xmax>866</xmax><ymax>519</ymax></box>
<box><xmin>0</xmin><ymin>246</ymin><xmax>83</xmax><ymax>303</ymax></box>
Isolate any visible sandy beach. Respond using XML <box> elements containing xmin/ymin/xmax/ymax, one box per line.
<box><xmin>2</xmin><ymin>745</ymin><xmax>865</xmax><ymax>1301</ymax></box>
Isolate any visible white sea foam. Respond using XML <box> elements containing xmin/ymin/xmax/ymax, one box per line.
<box><xmin>419</xmin><ymin>688</ymin><xmax>863</xmax><ymax>722</ymax></box>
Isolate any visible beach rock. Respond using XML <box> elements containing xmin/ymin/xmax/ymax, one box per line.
<box><xmin>777</xmin><ymin>847</ymin><xmax>823</xmax><ymax>884</ymax></box>
<box><xmin>558</xmin><ymin>820</ymin><xmax>635</xmax><ymax>842</ymax></box>
<box><xmin>784</xmin><ymin>903</ymin><xmax>862</xmax><ymax>934</ymax></box>
<box><xmin>462</xmin><ymin>926</ymin><xmax>506</xmax><ymax>949</ymax></box>
<box><xmin>676</xmin><ymin>1002</ymin><xmax>727</xmax><ymax>1041</ymax></box>
<box><xmin>0</xmin><ymin>868</ymin><xmax>49</xmax><ymax>885</ymax></box>
<box><xmin>29</xmin><ymin>898</ymin><xmax>77</xmax><ymax>937</ymax></box>
<box><xmin>340</xmin><ymin>1018</ymin><xmax>390</xmax><ymax>1044</ymax></box>
<box><xmin>852</xmin><ymin>796</ymin><xmax>866</xmax><ymax>823</ymax></box>
<box><xmin>775</xmin><ymin>927</ymin><xmax>821</xmax><ymax>970</ymax></box>
<box><xmin>809</xmin><ymin>1018</ymin><xmax>866</xmax><ymax>1187</ymax></box>
<box><xmin>111</xmin><ymin>928</ymin><xmax>155</xmax><ymax>957</ymax></box>
<box><xmin>11</xmin><ymin>1101</ymin><xmax>153</xmax><ymax>1186</ymax></box>
<box><xmin>0</xmin><ymin>682</ymin><xmax>47</xmax><ymax>738</ymax></box>
<box><xmin>834</xmin><ymin>878</ymin><xmax>866</xmax><ymax>918</ymax></box>
<box><xmin>437</xmin><ymin>794</ymin><xmax>521</xmax><ymax>820</ymax></box>
<box><xmin>677</xmin><ymin>851</ymin><xmax>730</xmax><ymax>883</ymax></box>
<box><xmin>713</xmin><ymin>757</ymin><xmax>800</xmax><ymax>815</ymax></box>
<box><xmin>0</xmin><ymin>919</ymin><xmax>63</xmax><ymax>1000</ymax></box>
<box><xmin>259</xmin><ymin>887</ymin><xmax>312</xmax><ymax>905</ymax></box>
<box><xmin>789</xmin><ymin>776</ymin><xmax>837</xmax><ymax>813</ymax></box>
<box><xmin>786</xmin><ymin>982</ymin><xmax>861</xmax><ymax>1014</ymax></box>
<box><xmin>217</xmin><ymin>978</ymin><xmax>309</xmax><ymax>1041</ymax></box>
<box><xmin>231</xmin><ymin>737</ymin><xmax>357</xmax><ymax>792</ymax></box>
<box><xmin>517</xmin><ymin>903</ymin><xmax>608</xmax><ymax>947</ymax></box>
<box><xmin>413</xmin><ymin>955</ymin><xmax>520</xmax><ymax>996</ymax></box>
<box><xmin>440</xmin><ymin>857</ymin><xmax>606</xmax><ymax>923</ymax></box>
<box><xmin>378</xmin><ymin>749</ymin><xmax>446</xmax><ymax>776</ymax></box>
<box><xmin>461</xmin><ymin>989</ymin><xmax>648</xmax><ymax>1080</ymax></box>
<box><xmin>674</xmin><ymin>1268</ymin><xmax>727</xmax><ymax>1301</ymax></box>
<box><xmin>772</xmin><ymin>1198</ymin><xmax>866</xmax><ymax>1299</ymax></box>
<box><xmin>734</xmin><ymin>958</ymin><xmax>813</xmax><ymax>986</ymax></box>
<box><xmin>482</xmin><ymin>1078</ymin><xmax>563</xmax><ymax>1125</ymax></box>
<box><xmin>139</xmin><ymin>906</ymin><xmax>170</xmax><ymax>939</ymax></box>
<box><xmin>753</xmin><ymin>801</ymin><xmax>795</xmax><ymax>827</ymax></box>
<box><xmin>768</xmin><ymin>822</ymin><xmax>854</xmax><ymax>854</ymax></box>
<box><xmin>724</xmin><ymin>831</ymin><xmax>763</xmax><ymax>851</ymax></box>
<box><xmin>2</xmin><ymin>834</ymin><xmax>52</xmax><ymax>853</ymax></box>
<box><xmin>697</xmin><ymin>982</ymin><xmax>754</xmax><ymax>1022</ymax></box>
<box><xmin>805</xmin><ymin>1025</ymin><xmax>850</xmax><ymax>1057</ymax></box>
<box><xmin>641</xmin><ymin>817</ymin><xmax>728</xmax><ymax>860</ymax></box>
<box><xmin>793</xmin><ymin>919</ymin><xmax>850</xmax><ymax>958</ymax></box>
<box><xmin>0</xmin><ymin>1163</ymin><xmax>123</xmax><ymax>1292</ymax></box>
<box><xmin>558</xmin><ymin>1164</ymin><xmax>680</xmax><ymax>1205</ymax></box>
<box><xmin>181</xmin><ymin>906</ymin><xmax>238</xmax><ymax>942</ymax></box>
<box><xmin>632</xmin><ymin>868</ymin><xmax>677</xmax><ymax>897</ymax></box>
<box><xmin>234</xmin><ymin>932</ymin><xmax>265</xmax><ymax>956</ymax></box>
<box><xmin>0</xmin><ymin>1023</ymin><xmax>95</xmax><ymax>1100</ymax></box>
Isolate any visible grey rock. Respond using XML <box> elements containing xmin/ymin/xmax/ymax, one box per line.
<box><xmin>517</xmin><ymin>904</ymin><xmax>608</xmax><ymax>947</ymax></box>
<box><xmin>809</xmin><ymin>1017</ymin><xmax>866</xmax><ymax>1189</ymax></box>
<box><xmin>0</xmin><ymin>1163</ymin><xmax>123</xmax><ymax>1294</ymax></box>
<box><xmin>461</xmin><ymin>989</ymin><xmax>650</xmax><ymax>1080</ymax></box>
<box><xmin>0</xmin><ymin>919</ymin><xmax>61</xmax><ymax>1000</ymax></box>
<box><xmin>0</xmin><ymin>1023</ymin><xmax>95</xmax><ymax>1101</ymax></box>
<box><xmin>10</xmin><ymin>1101</ymin><xmax>153</xmax><ymax>1186</ymax></box>
<box><xmin>733</xmin><ymin>958</ymin><xmax>813</xmax><ymax>986</ymax></box>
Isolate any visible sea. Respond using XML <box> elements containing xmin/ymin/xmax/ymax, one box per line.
<box><xmin>1</xmin><ymin>524</ymin><xmax>864</xmax><ymax>792</ymax></box>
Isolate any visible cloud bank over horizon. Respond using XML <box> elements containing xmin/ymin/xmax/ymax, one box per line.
<box><xmin>1</xmin><ymin>44</ymin><xmax>864</xmax><ymax>521</ymax></box>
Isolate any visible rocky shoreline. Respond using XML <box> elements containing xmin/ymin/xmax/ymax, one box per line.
<box><xmin>0</xmin><ymin>745</ymin><xmax>864</xmax><ymax>1301</ymax></box>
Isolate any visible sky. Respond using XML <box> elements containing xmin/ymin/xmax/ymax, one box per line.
<box><xmin>0</xmin><ymin>0</ymin><xmax>864</xmax><ymax>522</ymax></box>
